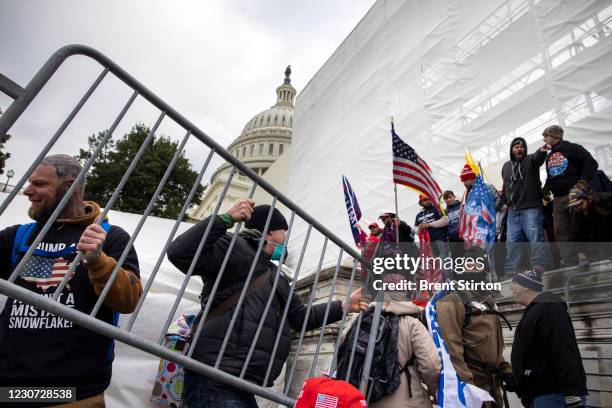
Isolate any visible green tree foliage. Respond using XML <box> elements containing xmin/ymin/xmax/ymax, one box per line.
<box><xmin>76</xmin><ymin>123</ymin><xmax>203</xmax><ymax>219</ymax></box>
<box><xmin>0</xmin><ymin>108</ymin><xmax>11</xmax><ymax>175</ymax></box>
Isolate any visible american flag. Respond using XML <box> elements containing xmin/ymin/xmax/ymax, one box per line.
<box><xmin>21</xmin><ymin>256</ymin><xmax>71</xmax><ymax>291</ymax></box>
<box><xmin>460</xmin><ymin>173</ymin><xmax>496</xmax><ymax>250</ymax></box>
<box><xmin>315</xmin><ymin>393</ymin><xmax>339</xmax><ymax>408</ymax></box>
<box><xmin>392</xmin><ymin>127</ymin><xmax>442</xmax><ymax>210</ymax></box>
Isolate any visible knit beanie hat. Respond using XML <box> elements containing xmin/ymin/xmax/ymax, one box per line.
<box><xmin>512</xmin><ymin>270</ymin><xmax>543</xmax><ymax>292</ymax></box>
<box><xmin>245</xmin><ymin>205</ymin><xmax>288</xmax><ymax>232</ymax></box>
<box><xmin>460</xmin><ymin>164</ymin><xmax>477</xmax><ymax>182</ymax></box>
<box><xmin>542</xmin><ymin>125</ymin><xmax>564</xmax><ymax>139</ymax></box>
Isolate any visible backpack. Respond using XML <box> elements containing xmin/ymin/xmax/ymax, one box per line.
<box><xmin>453</xmin><ymin>290</ymin><xmax>512</xmax><ymax>331</ymax></box>
<box><xmin>589</xmin><ymin>170</ymin><xmax>612</xmax><ymax>193</ymax></box>
<box><xmin>335</xmin><ymin>309</ymin><xmax>415</xmax><ymax>402</ymax></box>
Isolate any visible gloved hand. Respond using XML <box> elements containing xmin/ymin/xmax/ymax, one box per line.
<box><xmin>574</xmin><ymin>179</ymin><xmax>589</xmax><ymax>191</ymax></box>
<box><xmin>502</xmin><ymin>372</ymin><xmax>517</xmax><ymax>392</ymax></box>
<box><xmin>568</xmin><ymin>182</ymin><xmax>589</xmax><ymax>207</ymax></box>
<box><xmin>564</xmin><ymin>396</ymin><xmax>585</xmax><ymax>408</ymax></box>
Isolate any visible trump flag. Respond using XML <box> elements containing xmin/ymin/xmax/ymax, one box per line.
<box><xmin>342</xmin><ymin>175</ymin><xmax>363</xmax><ymax>247</ymax></box>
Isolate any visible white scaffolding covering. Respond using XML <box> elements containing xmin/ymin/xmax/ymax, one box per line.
<box><xmin>287</xmin><ymin>0</ymin><xmax>612</xmax><ymax>274</ymax></box>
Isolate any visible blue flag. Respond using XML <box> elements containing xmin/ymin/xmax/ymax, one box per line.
<box><xmin>342</xmin><ymin>175</ymin><xmax>362</xmax><ymax>246</ymax></box>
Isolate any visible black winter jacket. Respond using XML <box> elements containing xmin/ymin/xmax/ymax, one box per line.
<box><xmin>545</xmin><ymin>140</ymin><xmax>598</xmax><ymax>196</ymax></box>
<box><xmin>511</xmin><ymin>291</ymin><xmax>587</xmax><ymax>400</ymax></box>
<box><xmin>167</xmin><ymin>215</ymin><xmax>343</xmax><ymax>386</ymax></box>
<box><xmin>500</xmin><ymin>138</ymin><xmax>547</xmax><ymax>210</ymax></box>
<box><xmin>571</xmin><ymin>192</ymin><xmax>612</xmax><ymax>260</ymax></box>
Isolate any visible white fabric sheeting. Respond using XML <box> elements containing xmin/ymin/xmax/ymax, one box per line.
<box><xmin>287</xmin><ymin>0</ymin><xmax>612</xmax><ymax>275</ymax></box>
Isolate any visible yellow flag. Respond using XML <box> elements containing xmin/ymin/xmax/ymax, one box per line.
<box><xmin>464</xmin><ymin>146</ymin><xmax>479</xmax><ymax>175</ymax></box>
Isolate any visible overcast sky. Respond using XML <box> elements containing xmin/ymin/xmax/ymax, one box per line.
<box><xmin>0</xmin><ymin>0</ymin><xmax>375</xmax><ymax>185</ymax></box>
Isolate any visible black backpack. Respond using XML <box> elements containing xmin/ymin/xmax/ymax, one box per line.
<box><xmin>336</xmin><ymin>309</ymin><xmax>415</xmax><ymax>402</ymax></box>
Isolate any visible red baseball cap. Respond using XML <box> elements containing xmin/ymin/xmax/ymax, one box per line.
<box><xmin>294</xmin><ymin>377</ymin><xmax>367</xmax><ymax>408</ymax></box>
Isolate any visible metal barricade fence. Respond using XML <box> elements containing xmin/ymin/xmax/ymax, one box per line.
<box><xmin>0</xmin><ymin>44</ymin><xmax>383</xmax><ymax>407</ymax></box>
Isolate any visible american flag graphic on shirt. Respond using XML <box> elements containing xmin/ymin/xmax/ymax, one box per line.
<box><xmin>315</xmin><ymin>393</ymin><xmax>339</xmax><ymax>408</ymax></box>
<box><xmin>21</xmin><ymin>256</ymin><xmax>71</xmax><ymax>291</ymax></box>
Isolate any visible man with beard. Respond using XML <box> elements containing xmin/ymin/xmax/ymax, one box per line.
<box><xmin>0</xmin><ymin>154</ymin><xmax>142</xmax><ymax>407</ymax></box>
<box><xmin>499</xmin><ymin>137</ymin><xmax>550</xmax><ymax>276</ymax></box>
<box><xmin>378</xmin><ymin>210</ymin><xmax>414</xmax><ymax>245</ymax></box>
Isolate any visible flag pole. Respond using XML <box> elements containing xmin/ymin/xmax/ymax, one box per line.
<box><xmin>391</xmin><ymin>116</ymin><xmax>400</xmax><ymax>245</ymax></box>
<box><xmin>394</xmin><ymin>183</ymin><xmax>400</xmax><ymax>245</ymax></box>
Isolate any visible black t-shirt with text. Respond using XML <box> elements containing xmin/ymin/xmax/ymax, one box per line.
<box><xmin>0</xmin><ymin>222</ymin><xmax>139</xmax><ymax>403</ymax></box>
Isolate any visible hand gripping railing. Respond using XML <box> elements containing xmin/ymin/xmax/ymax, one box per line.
<box><xmin>0</xmin><ymin>44</ymin><xmax>380</xmax><ymax>406</ymax></box>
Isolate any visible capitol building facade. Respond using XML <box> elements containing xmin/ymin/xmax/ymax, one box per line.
<box><xmin>188</xmin><ymin>67</ymin><xmax>296</xmax><ymax>221</ymax></box>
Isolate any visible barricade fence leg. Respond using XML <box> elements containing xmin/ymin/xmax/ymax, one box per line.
<box><xmin>157</xmin><ymin>166</ymin><xmax>236</xmax><ymax>344</ymax></box>
<box><xmin>90</xmin><ymin>128</ymin><xmax>191</xmax><ymax>317</ymax></box>
<box><xmin>346</xmin><ymin>310</ymin><xmax>364</xmax><ymax>381</ymax></box>
<box><xmin>309</xmin><ymin>248</ymin><xmax>344</xmax><ymax>378</ymax></box>
<box><xmin>0</xmin><ymin>68</ymin><xmax>109</xmax><ymax>217</ymax></box>
<box><xmin>126</xmin><ymin>148</ymin><xmax>214</xmax><ymax>331</ymax></box>
<box><xmin>284</xmin><ymin>237</ymin><xmax>328</xmax><ymax>394</ymax></box>
<box><xmin>239</xmin><ymin>211</ymin><xmax>296</xmax><ymax>378</ymax></box>
<box><xmin>214</xmin><ymin>199</ymin><xmax>278</xmax><ymax>368</ymax></box>
<box><xmin>262</xmin><ymin>224</ymin><xmax>313</xmax><ymax>386</ymax></box>
<box><xmin>187</xmin><ymin>181</ymin><xmax>259</xmax><ymax>356</ymax></box>
<box><xmin>330</xmin><ymin>260</ymin><xmax>358</xmax><ymax>374</ymax></box>
<box><xmin>52</xmin><ymin>110</ymin><xmax>166</xmax><ymax>301</ymax></box>
<box><xmin>361</xmin><ymin>293</ymin><xmax>383</xmax><ymax>398</ymax></box>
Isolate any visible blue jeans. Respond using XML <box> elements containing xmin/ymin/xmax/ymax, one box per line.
<box><xmin>183</xmin><ymin>371</ymin><xmax>258</xmax><ymax>408</ymax></box>
<box><xmin>505</xmin><ymin>207</ymin><xmax>550</xmax><ymax>274</ymax></box>
<box><xmin>531</xmin><ymin>393</ymin><xmax>586</xmax><ymax>407</ymax></box>
<box><xmin>433</xmin><ymin>240</ymin><xmax>454</xmax><ymax>281</ymax></box>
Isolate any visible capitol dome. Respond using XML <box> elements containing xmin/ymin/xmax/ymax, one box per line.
<box><xmin>225</xmin><ymin>65</ymin><xmax>295</xmax><ymax>168</ymax></box>
<box><xmin>189</xmin><ymin>66</ymin><xmax>296</xmax><ymax>221</ymax></box>
<box><xmin>241</xmin><ymin>103</ymin><xmax>293</xmax><ymax>134</ymax></box>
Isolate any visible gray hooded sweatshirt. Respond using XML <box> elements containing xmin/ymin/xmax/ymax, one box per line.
<box><xmin>500</xmin><ymin>137</ymin><xmax>547</xmax><ymax>210</ymax></box>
